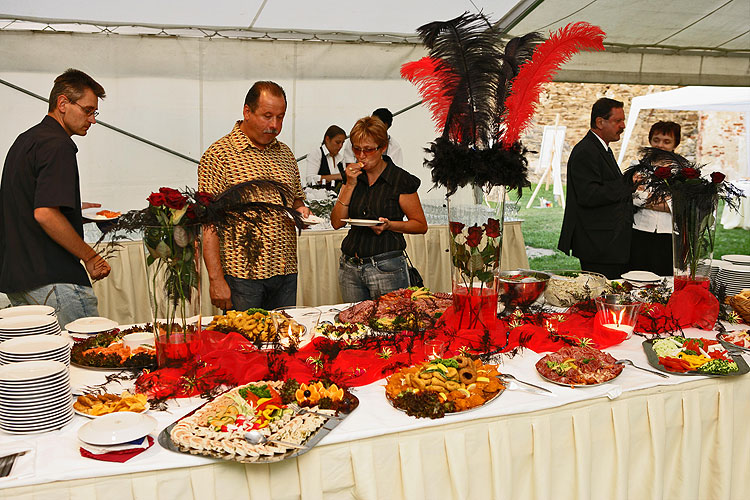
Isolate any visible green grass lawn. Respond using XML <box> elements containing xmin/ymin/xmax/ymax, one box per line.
<box><xmin>510</xmin><ymin>183</ymin><xmax>749</xmax><ymax>271</ymax></box>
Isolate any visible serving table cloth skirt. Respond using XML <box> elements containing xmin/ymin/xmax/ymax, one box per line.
<box><xmin>1</xmin><ymin>324</ymin><xmax>748</xmax><ymax>500</ymax></box>
<box><xmin>91</xmin><ymin>223</ymin><xmax>528</xmax><ymax>324</ymax></box>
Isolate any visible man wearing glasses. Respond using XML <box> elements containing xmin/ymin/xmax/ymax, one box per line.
<box><xmin>0</xmin><ymin>68</ymin><xmax>110</xmax><ymax>326</ymax></box>
<box><xmin>199</xmin><ymin>81</ymin><xmax>311</xmax><ymax>311</ymax></box>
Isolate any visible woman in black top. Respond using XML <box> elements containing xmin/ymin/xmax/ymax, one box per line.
<box><xmin>331</xmin><ymin>116</ymin><xmax>427</xmax><ymax>301</ymax></box>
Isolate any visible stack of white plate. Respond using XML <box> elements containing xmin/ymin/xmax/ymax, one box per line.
<box><xmin>65</xmin><ymin>317</ymin><xmax>118</xmax><ymax>336</ymax></box>
<box><xmin>0</xmin><ymin>335</ymin><xmax>71</xmax><ymax>366</ymax></box>
<box><xmin>0</xmin><ymin>360</ymin><xmax>73</xmax><ymax>434</ymax></box>
<box><xmin>0</xmin><ymin>315</ymin><xmax>62</xmax><ymax>342</ymax></box>
<box><xmin>717</xmin><ymin>255</ymin><xmax>750</xmax><ymax>296</ymax></box>
<box><xmin>0</xmin><ymin>304</ymin><xmax>56</xmax><ymax>320</ymax></box>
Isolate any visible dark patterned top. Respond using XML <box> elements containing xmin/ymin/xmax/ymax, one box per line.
<box><xmin>198</xmin><ymin>121</ymin><xmax>304</xmax><ymax>280</ymax></box>
<box><xmin>341</xmin><ymin>156</ymin><xmax>420</xmax><ymax>258</ymax></box>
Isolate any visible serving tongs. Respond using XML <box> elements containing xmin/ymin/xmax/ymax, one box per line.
<box><xmin>497</xmin><ymin>373</ymin><xmax>553</xmax><ymax>394</ymax></box>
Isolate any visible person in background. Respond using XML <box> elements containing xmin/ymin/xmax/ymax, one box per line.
<box><xmin>342</xmin><ymin>107</ymin><xmax>404</xmax><ymax>167</ymax></box>
<box><xmin>0</xmin><ymin>69</ymin><xmax>111</xmax><ymax>326</ymax></box>
<box><xmin>558</xmin><ymin>97</ymin><xmax>633</xmax><ymax>279</ymax></box>
<box><xmin>302</xmin><ymin>125</ymin><xmax>346</xmax><ymax>187</ymax></box>
<box><xmin>628</xmin><ymin>121</ymin><xmax>681</xmax><ymax>276</ymax></box>
<box><xmin>331</xmin><ymin>116</ymin><xmax>427</xmax><ymax>301</ymax></box>
<box><xmin>199</xmin><ymin>81</ymin><xmax>311</xmax><ymax>311</ymax></box>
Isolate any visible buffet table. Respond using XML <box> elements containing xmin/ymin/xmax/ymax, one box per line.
<box><xmin>1</xmin><ymin>316</ymin><xmax>748</xmax><ymax>500</ymax></box>
<box><xmin>91</xmin><ymin>223</ymin><xmax>528</xmax><ymax>324</ymax></box>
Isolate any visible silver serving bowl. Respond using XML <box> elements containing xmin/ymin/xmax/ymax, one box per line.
<box><xmin>496</xmin><ymin>270</ymin><xmax>551</xmax><ymax>309</ymax></box>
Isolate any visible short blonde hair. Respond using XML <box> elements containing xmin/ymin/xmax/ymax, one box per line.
<box><xmin>349</xmin><ymin>116</ymin><xmax>388</xmax><ymax>149</ymax></box>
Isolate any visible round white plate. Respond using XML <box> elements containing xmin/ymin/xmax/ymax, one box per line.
<box><xmin>81</xmin><ymin>208</ymin><xmax>121</xmax><ymax>221</ymax></box>
<box><xmin>721</xmin><ymin>254</ymin><xmax>750</xmax><ymax>265</ymax></box>
<box><xmin>0</xmin><ymin>334</ymin><xmax>70</xmax><ymax>355</ymax></box>
<box><xmin>0</xmin><ymin>315</ymin><xmax>58</xmax><ymax>331</ymax></box>
<box><xmin>65</xmin><ymin>317</ymin><xmax>118</xmax><ymax>334</ymax></box>
<box><xmin>621</xmin><ymin>270</ymin><xmax>661</xmax><ymax>282</ymax></box>
<box><xmin>78</xmin><ymin>411</ymin><xmax>157</xmax><ymax>445</ymax></box>
<box><xmin>0</xmin><ymin>305</ymin><xmax>56</xmax><ymax>319</ymax></box>
<box><xmin>342</xmin><ymin>218</ymin><xmax>383</xmax><ymax>227</ymax></box>
<box><xmin>0</xmin><ymin>360</ymin><xmax>67</xmax><ymax>381</ymax></box>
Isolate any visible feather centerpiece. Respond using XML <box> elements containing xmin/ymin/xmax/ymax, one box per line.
<box><xmin>501</xmin><ymin>22</ymin><xmax>606</xmax><ymax>148</ymax></box>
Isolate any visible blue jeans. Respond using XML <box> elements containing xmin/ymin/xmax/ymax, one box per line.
<box><xmin>224</xmin><ymin>274</ymin><xmax>297</xmax><ymax>311</ymax></box>
<box><xmin>7</xmin><ymin>283</ymin><xmax>99</xmax><ymax>328</ymax></box>
<box><xmin>338</xmin><ymin>252</ymin><xmax>410</xmax><ymax>302</ymax></box>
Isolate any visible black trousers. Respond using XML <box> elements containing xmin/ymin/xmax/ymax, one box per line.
<box><xmin>579</xmin><ymin>261</ymin><xmax>629</xmax><ymax>280</ymax></box>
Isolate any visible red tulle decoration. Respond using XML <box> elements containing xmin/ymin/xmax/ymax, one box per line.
<box><xmin>502</xmin><ymin>22</ymin><xmax>606</xmax><ymax>148</ymax></box>
<box><xmin>400</xmin><ymin>57</ymin><xmax>458</xmax><ymax>136</ymax></box>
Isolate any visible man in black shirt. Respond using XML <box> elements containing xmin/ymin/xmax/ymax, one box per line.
<box><xmin>0</xmin><ymin>69</ymin><xmax>110</xmax><ymax>326</ymax></box>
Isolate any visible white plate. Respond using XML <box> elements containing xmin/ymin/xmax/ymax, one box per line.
<box><xmin>81</xmin><ymin>208</ymin><xmax>121</xmax><ymax>221</ymax></box>
<box><xmin>0</xmin><ymin>360</ymin><xmax>67</xmax><ymax>381</ymax></box>
<box><xmin>0</xmin><ymin>334</ymin><xmax>70</xmax><ymax>355</ymax></box>
<box><xmin>78</xmin><ymin>411</ymin><xmax>157</xmax><ymax>445</ymax></box>
<box><xmin>621</xmin><ymin>270</ymin><xmax>661</xmax><ymax>282</ymax></box>
<box><xmin>302</xmin><ymin>214</ymin><xmax>325</xmax><ymax>225</ymax></box>
<box><xmin>65</xmin><ymin>317</ymin><xmax>118</xmax><ymax>334</ymax></box>
<box><xmin>721</xmin><ymin>254</ymin><xmax>750</xmax><ymax>265</ymax></box>
<box><xmin>342</xmin><ymin>218</ymin><xmax>383</xmax><ymax>227</ymax></box>
<box><xmin>0</xmin><ymin>305</ymin><xmax>55</xmax><ymax>319</ymax></box>
<box><xmin>0</xmin><ymin>315</ymin><xmax>58</xmax><ymax>331</ymax></box>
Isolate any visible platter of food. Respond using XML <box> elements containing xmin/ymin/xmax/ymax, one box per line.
<box><xmin>160</xmin><ymin>379</ymin><xmax>358</xmax><ymax>463</ymax></box>
<box><xmin>315</xmin><ymin>321</ymin><xmax>371</xmax><ymax>341</ymax></box>
<box><xmin>205</xmin><ymin>309</ymin><xmax>310</xmax><ymax>348</ymax></box>
<box><xmin>73</xmin><ymin>391</ymin><xmax>149</xmax><ymax>418</ymax></box>
<box><xmin>643</xmin><ymin>336</ymin><xmax>749</xmax><ymax>376</ymax></box>
<box><xmin>534</xmin><ymin>345</ymin><xmax>624</xmax><ymax>387</ymax></box>
<box><xmin>337</xmin><ymin>287</ymin><xmax>452</xmax><ymax>333</ymax></box>
<box><xmin>81</xmin><ymin>208</ymin><xmax>121</xmax><ymax>220</ymax></box>
<box><xmin>385</xmin><ymin>356</ymin><xmax>505</xmax><ymax>419</ymax></box>
<box><xmin>71</xmin><ymin>327</ymin><xmax>157</xmax><ymax>370</ymax></box>
<box><xmin>717</xmin><ymin>330</ymin><xmax>750</xmax><ymax>352</ymax></box>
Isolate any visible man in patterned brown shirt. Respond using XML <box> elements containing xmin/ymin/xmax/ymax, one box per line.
<box><xmin>199</xmin><ymin>81</ymin><xmax>311</xmax><ymax>311</ymax></box>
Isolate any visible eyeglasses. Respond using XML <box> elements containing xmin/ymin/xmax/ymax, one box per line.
<box><xmin>352</xmin><ymin>145</ymin><xmax>381</xmax><ymax>155</ymax></box>
<box><xmin>70</xmin><ymin>101</ymin><xmax>99</xmax><ymax>118</ymax></box>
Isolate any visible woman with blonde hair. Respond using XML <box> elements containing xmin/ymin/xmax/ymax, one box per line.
<box><xmin>331</xmin><ymin>116</ymin><xmax>427</xmax><ymax>301</ymax></box>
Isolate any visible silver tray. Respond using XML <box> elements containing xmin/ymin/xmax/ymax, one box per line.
<box><xmin>158</xmin><ymin>393</ymin><xmax>358</xmax><ymax>464</ymax></box>
<box><xmin>716</xmin><ymin>332</ymin><xmax>750</xmax><ymax>354</ymax></box>
<box><xmin>386</xmin><ymin>381</ymin><xmax>505</xmax><ymax>416</ymax></box>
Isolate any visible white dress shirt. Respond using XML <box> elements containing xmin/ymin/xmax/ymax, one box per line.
<box><xmin>302</xmin><ymin>144</ymin><xmax>344</xmax><ymax>186</ymax></box>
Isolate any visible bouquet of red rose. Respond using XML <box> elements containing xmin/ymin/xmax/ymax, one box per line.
<box><xmin>625</xmin><ymin>148</ymin><xmax>743</xmax><ymax>283</ymax></box>
<box><xmin>448</xmin><ymin>218</ymin><xmax>502</xmax><ymax>286</ymax></box>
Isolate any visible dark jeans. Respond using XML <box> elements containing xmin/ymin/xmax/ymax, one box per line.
<box><xmin>224</xmin><ymin>274</ymin><xmax>297</xmax><ymax>311</ymax></box>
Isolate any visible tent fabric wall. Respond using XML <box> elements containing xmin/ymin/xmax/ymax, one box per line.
<box><xmin>618</xmin><ymin>86</ymin><xmax>750</xmax><ymax>178</ymax></box>
<box><xmin>0</xmin><ymin>31</ymin><xmax>443</xmax><ymax>210</ymax></box>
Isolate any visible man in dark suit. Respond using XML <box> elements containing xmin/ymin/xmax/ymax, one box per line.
<box><xmin>558</xmin><ymin>98</ymin><xmax>632</xmax><ymax>279</ymax></box>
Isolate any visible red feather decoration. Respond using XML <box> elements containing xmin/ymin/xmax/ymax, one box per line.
<box><xmin>400</xmin><ymin>57</ymin><xmax>457</xmax><ymax>134</ymax></box>
<box><xmin>501</xmin><ymin>22</ymin><xmax>606</xmax><ymax>148</ymax></box>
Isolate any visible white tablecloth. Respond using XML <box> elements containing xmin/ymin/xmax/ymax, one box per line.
<box><xmin>1</xmin><ymin>314</ymin><xmax>748</xmax><ymax>500</ymax></box>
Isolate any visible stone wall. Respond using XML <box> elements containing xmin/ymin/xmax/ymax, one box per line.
<box><xmin>521</xmin><ymin>82</ymin><xmax>746</xmax><ymax>182</ymax></box>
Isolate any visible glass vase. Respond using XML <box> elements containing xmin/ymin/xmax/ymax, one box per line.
<box><xmin>447</xmin><ymin>185</ymin><xmax>505</xmax><ymax>330</ymax></box>
<box><xmin>142</xmin><ymin>224</ymin><xmax>202</xmax><ymax>367</ymax></box>
<box><xmin>671</xmin><ymin>191</ymin><xmax>717</xmax><ymax>291</ymax></box>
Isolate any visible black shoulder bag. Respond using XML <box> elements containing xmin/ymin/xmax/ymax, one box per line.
<box><xmin>404</xmin><ymin>250</ymin><xmax>424</xmax><ymax>288</ymax></box>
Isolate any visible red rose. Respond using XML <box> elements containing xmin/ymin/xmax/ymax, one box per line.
<box><xmin>710</xmin><ymin>171</ymin><xmax>726</xmax><ymax>183</ymax></box>
<box><xmin>159</xmin><ymin>187</ymin><xmax>180</xmax><ymax>196</ymax></box>
<box><xmin>186</xmin><ymin>204</ymin><xmax>197</xmax><ymax>219</ymax></box>
<box><xmin>682</xmin><ymin>167</ymin><xmax>699</xmax><ymax>179</ymax></box>
<box><xmin>164</xmin><ymin>191</ymin><xmax>188</xmax><ymax>210</ymax></box>
<box><xmin>195</xmin><ymin>191</ymin><xmax>213</xmax><ymax>206</ymax></box>
<box><xmin>466</xmin><ymin>225</ymin><xmax>483</xmax><ymax>248</ymax></box>
<box><xmin>484</xmin><ymin>218</ymin><xmax>500</xmax><ymax>238</ymax></box>
<box><xmin>449</xmin><ymin>221</ymin><xmax>465</xmax><ymax>235</ymax></box>
<box><xmin>147</xmin><ymin>192</ymin><xmax>166</xmax><ymax>207</ymax></box>
<box><xmin>654</xmin><ymin>166</ymin><xmax>672</xmax><ymax>180</ymax></box>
